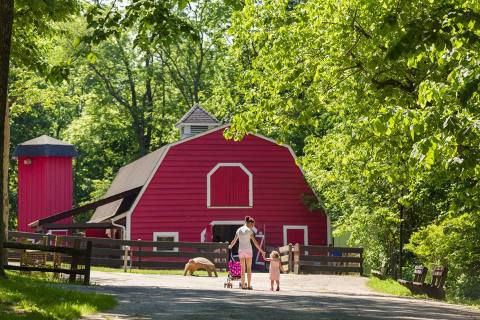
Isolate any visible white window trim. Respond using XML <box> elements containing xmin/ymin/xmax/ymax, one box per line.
<box><xmin>46</xmin><ymin>229</ymin><xmax>68</xmax><ymax>235</ymax></box>
<box><xmin>210</xmin><ymin>220</ymin><xmax>257</xmax><ymax>234</ymax></box>
<box><xmin>209</xmin><ymin>220</ymin><xmax>244</xmax><ymax>225</ymax></box>
<box><xmin>283</xmin><ymin>225</ymin><xmax>308</xmax><ymax>246</ymax></box>
<box><xmin>153</xmin><ymin>232</ymin><xmax>179</xmax><ymax>252</ymax></box>
<box><xmin>206</xmin><ymin>163</ymin><xmax>253</xmax><ymax>208</ymax></box>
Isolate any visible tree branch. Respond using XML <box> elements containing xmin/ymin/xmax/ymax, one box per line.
<box><xmin>115</xmin><ymin>37</ymin><xmax>138</xmax><ymax>109</ymax></box>
<box><xmin>371</xmin><ymin>78</ymin><xmax>415</xmax><ymax>93</ymax></box>
<box><xmin>88</xmin><ymin>63</ymin><xmax>131</xmax><ymax>111</ymax></box>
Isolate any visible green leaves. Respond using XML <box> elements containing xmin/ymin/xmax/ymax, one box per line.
<box><xmin>7</xmin><ymin>0</ymin><xmax>480</xmax><ymax>299</ymax></box>
<box><xmin>72</xmin><ymin>37</ymin><xmax>81</xmax><ymax>49</ymax></box>
<box><xmin>218</xmin><ymin>0</ymin><xmax>480</xmax><ymax>295</ymax></box>
<box><xmin>407</xmin><ymin>213</ymin><xmax>480</xmax><ymax>298</ymax></box>
<box><xmin>372</xmin><ymin>118</ymin><xmax>387</xmax><ymax>136</ymax></box>
<box><xmin>81</xmin><ymin>0</ymin><xmax>195</xmax><ymax>66</ymax></box>
<box><xmin>86</xmin><ymin>52</ymin><xmax>97</xmax><ymax>64</ymax></box>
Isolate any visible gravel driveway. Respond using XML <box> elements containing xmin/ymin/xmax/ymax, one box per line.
<box><xmin>82</xmin><ymin>271</ymin><xmax>480</xmax><ymax>320</ymax></box>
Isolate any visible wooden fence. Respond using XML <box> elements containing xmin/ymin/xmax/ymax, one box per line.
<box><xmin>278</xmin><ymin>244</ymin><xmax>363</xmax><ymax>275</ymax></box>
<box><xmin>8</xmin><ymin>231</ymin><xmax>229</xmax><ymax>271</ymax></box>
<box><xmin>3</xmin><ymin>239</ymin><xmax>92</xmax><ymax>284</ymax></box>
<box><xmin>278</xmin><ymin>244</ymin><xmax>293</xmax><ymax>273</ymax></box>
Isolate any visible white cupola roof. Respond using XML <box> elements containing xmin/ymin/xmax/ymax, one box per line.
<box><xmin>175</xmin><ymin>104</ymin><xmax>220</xmax><ymax>139</ymax></box>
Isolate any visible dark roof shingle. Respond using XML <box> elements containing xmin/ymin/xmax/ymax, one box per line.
<box><xmin>13</xmin><ymin>135</ymin><xmax>77</xmax><ymax>157</ymax></box>
<box><xmin>176</xmin><ymin>104</ymin><xmax>219</xmax><ymax>126</ymax></box>
<box><xmin>89</xmin><ymin>146</ymin><xmax>167</xmax><ymax>223</ymax></box>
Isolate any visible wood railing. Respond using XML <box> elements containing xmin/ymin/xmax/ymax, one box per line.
<box><xmin>8</xmin><ymin>231</ymin><xmax>228</xmax><ymax>271</ymax></box>
<box><xmin>278</xmin><ymin>244</ymin><xmax>363</xmax><ymax>275</ymax></box>
<box><xmin>3</xmin><ymin>239</ymin><xmax>92</xmax><ymax>284</ymax></box>
<box><xmin>278</xmin><ymin>244</ymin><xmax>293</xmax><ymax>273</ymax></box>
<box><xmin>7</xmin><ymin>232</ymin><xmax>361</xmax><ymax>275</ymax></box>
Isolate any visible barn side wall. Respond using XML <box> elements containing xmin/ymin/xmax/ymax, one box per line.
<box><xmin>130</xmin><ymin>129</ymin><xmax>327</xmax><ymax>247</ymax></box>
<box><xmin>18</xmin><ymin>156</ymin><xmax>73</xmax><ymax>232</ymax></box>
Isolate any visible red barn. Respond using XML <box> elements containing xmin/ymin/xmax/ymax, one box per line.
<box><xmin>88</xmin><ymin>105</ymin><xmax>330</xmax><ymax>254</ymax></box>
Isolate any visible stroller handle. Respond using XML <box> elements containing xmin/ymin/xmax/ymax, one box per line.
<box><xmin>227</xmin><ymin>248</ymin><xmax>238</xmax><ymax>262</ymax></box>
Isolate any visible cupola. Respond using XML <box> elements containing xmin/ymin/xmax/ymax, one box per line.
<box><xmin>175</xmin><ymin>104</ymin><xmax>220</xmax><ymax>139</ymax></box>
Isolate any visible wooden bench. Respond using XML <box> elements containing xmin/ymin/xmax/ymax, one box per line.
<box><xmin>397</xmin><ymin>265</ymin><xmax>428</xmax><ymax>292</ymax></box>
<box><xmin>421</xmin><ymin>266</ymin><xmax>448</xmax><ymax>299</ymax></box>
<box><xmin>398</xmin><ymin>265</ymin><xmax>448</xmax><ymax>299</ymax></box>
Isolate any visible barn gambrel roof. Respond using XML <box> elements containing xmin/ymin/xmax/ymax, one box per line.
<box><xmin>88</xmin><ymin>125</ymin><xmax>324</xmax><ymax>236</ymax></box>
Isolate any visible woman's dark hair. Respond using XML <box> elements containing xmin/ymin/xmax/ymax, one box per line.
<box><xmin>245</xmin><ymin>216</ymin><xmax>255</xmax><ymax>224</ymax></box>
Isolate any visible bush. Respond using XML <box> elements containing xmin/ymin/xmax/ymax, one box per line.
<box><xmin>406</xmin><ymin>213</ymin><xmax>480</xmax><ymax>299</ymax></box>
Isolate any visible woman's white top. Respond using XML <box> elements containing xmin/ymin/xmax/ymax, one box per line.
<box><xmin>236</xmin><ymin>225</ymin><xmax>253</xmax><ymax>252</ymax></box>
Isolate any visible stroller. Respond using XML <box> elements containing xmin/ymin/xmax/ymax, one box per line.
<box><xmin>224</xmin><ymin>251</ymin><xmax>242</xmax><ymax>288</ymax></box>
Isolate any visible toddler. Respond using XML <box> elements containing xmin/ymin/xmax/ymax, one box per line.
<box><xmin>264</xmin><ymin>251</ymin><xmax>285</xmax><ymax>291</ymax></box>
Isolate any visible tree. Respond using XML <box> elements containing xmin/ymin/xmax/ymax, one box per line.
<box><xmin>218</xmin><ymin>0</ymin><xmax>480</xmax><ymax>296</ymax></box>
<box><xmin>0</xmin><ymin>0</ymin><xmax>79</xmax><ymax>276</ymax></box>
<box><xmin>157</xmin><ymin>0</ymin><xmax>233</xmax><ymax>107</ymax></box>
<box><xmin>0</xmin><ymin>0</ymin><xmax>14</xmax><ymax>277</ymax></box>
<box><xmin>87</xmin><ymin>35</ymin><xmax>159</xmax><ymax>156</ymax></box>
<box><xmin>3</xmin><ymin>0</ymin><xmax>190</xmax><ymax>239</ymax></box>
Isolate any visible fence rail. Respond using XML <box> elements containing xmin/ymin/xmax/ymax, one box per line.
<box><xmin>3</xmin><ymin>239</ymin><xmax>92</xmax><ymax>284</ymax></box>
<box><xmin>8</xmin><ymin>231</ymin><xmax>229</xmax><ymax>271</ymax></box>
<box><xmin>278</xmin><ymin>243</ymin><xmax>363</xmax><ymax>275</ymax></box>
<box><xmin>7</xmin><ymin>231</ymin><xmax>361</xmax><ymax>276</ymax></box>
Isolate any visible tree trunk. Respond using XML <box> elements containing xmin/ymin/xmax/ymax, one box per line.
<box><xmin>398</xmin><ymin>204</ymin><xmax>405</xmax><ymax>279</ymax></box>
<box><xmin>0</xmin><ymin>0</ymin><xmax>14</xmax><ymax>278</ymax></box>
<box><xmin>143</xmin><ymin>55</ymin><xmax>153</xmax><ymax>152</ymax></box>
<box><xmin>2</xmin><ymin>104</ymin><xmax>9</xmax><ymax>263</ymax></box>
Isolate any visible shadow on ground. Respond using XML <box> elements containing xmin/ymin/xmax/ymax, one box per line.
<box><xmin>84</xmin><ymin>285</ymin><xmax>480</xmax><ymax>320</ymax></box>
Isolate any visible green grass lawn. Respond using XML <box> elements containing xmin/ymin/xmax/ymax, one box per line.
<box><xmin>0</xmin><ymin>271</ymin><xmax>116</xmax><ymax>320</ymax></box>
<box><xmin>92</xmin><ymin>266</ymin><xmax>228</xmax><ymax>276</ymax></box>
<box><xmin>367</xmin><ymin>277</ymin><xmax>480</xmax><ymax>309</ymax></box>
<box><xmin>367</xmin><ymin>277</ymin><xmax>415</xmax><ymax>297</ymax></box>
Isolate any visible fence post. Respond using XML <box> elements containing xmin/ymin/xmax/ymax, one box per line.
<box><xmin>83</xmin><ymin>241</ymin><xmax>92</xmax><ymax>285</ymax></box>
<box><xmin>53</xmin><ymin>236</ymin><xmax>61</xmax><ymax>279</ymax></box>
<box><xmin>69</xmin><ymin>239</ymin><xmax>80</xmax><ymax>283</ymax></box>
<box><xmin>288</xmin><ymin>243</ymin><xmax>293</xmax><ymax>274</ymax></box>
<box><xmin>138</xmin><ymin>245</ymin><xmax>142</xmax><ymax>270</ymax></box>
<box><xmin>293</xmin><ymin>243</ymin><xmax>300</xmax><ymax>274</ymax></box>
<box><xmin>223</xmin><ymin>242</ymin><xmax>229</xmax><ymax>271</ymax></box>
<box><xmin>129</xmin><ymin>247</ymin><xmax>133</xmax><ymax>270</ymax></box>
<box><xmin>360</xmin><ymin>249</ymin><xmax>364</xmax><ymax>276</ymax></box>
<box><xmin>47</xmin><ymin>234</ymin><xmax>55</xmax><ymax>246</ymax></box>
<box><xmin>123</xmin><ymin>246</ymin><xmax>129</xmax><ymax>273</ymax></box>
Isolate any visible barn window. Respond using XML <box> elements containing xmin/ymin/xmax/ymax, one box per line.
<box><xmin>207</xmin><ymin>163</ymin><xmax>253</xmax><ymax>208</ymax></box>
<box><xmin>153</xmin><ymin>232</ymin><xmax>179</xmax><ymax>252</ymax></box>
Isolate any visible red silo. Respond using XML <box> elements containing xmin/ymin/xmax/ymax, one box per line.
<box><xmin>13</xmin><ymin>135</ymin><xmax>77</xmax><ymax>232</ymax></box>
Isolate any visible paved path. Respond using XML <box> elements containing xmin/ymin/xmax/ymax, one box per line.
<box><xmin>82</xmin><ymin>271</ymin><xmax>480</xmax><ymax>320</ymax></box>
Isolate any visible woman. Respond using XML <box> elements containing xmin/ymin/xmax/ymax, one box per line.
<box><xmin>228</xmin><ymin>216</ymin><xmax>265</xmax><ymax>290</ymax></box>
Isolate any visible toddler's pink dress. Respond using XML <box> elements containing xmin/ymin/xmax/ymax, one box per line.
<box><xmin>269</xmin><ymin>260</ymin><xmax>281</xmax><ymax>281</ymax></box>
